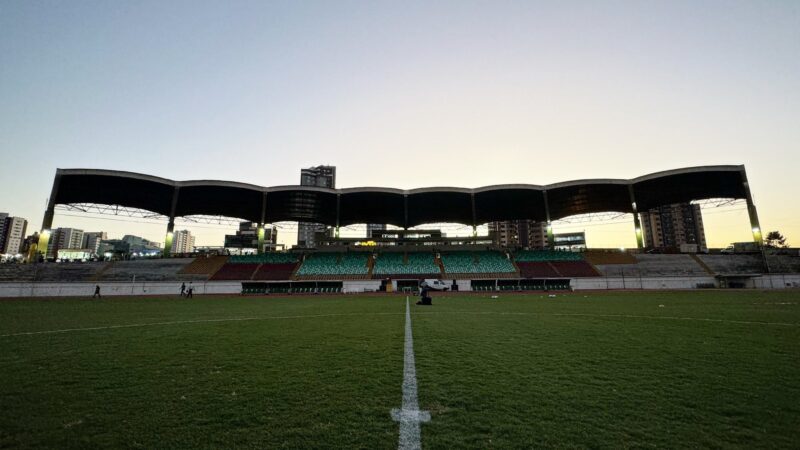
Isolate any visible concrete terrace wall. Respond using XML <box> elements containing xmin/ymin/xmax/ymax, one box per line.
<box><xmin>572</xmin><ymin>276</ymin><xmax>716</xmax><ymax>290</ymax></box>
<box><xmin>753</xmin><ymin>274</ymin><xmax>800</xmax><ymax>289</ymax></box>
<box><xmin>0</xmin><ymin>281</ymin><xmax>242</xmax><ymax>298</ymax></box>
<box><xmin>2</xmin><ymin>275</ymin><xmax>799</xmax><ymax>298</ymax></box>
<box><xmin>342</xmin><ymin>280</ymin><xmax>382</xmax><ymax>293</ymax></box>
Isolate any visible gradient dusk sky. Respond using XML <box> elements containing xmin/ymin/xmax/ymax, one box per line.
<box><xmin>1</xmin><ymin>1</ymin><xmax>798</xmax><ymax>249</ymax></box>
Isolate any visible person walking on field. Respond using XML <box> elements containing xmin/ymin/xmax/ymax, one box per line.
<box><xmin>180</xmin><ymin>282</ymin><xmax>186</xmax><ymax>297</ymax></box>
<box><xmin>93</xmin><ymin>285</ymin><xmax>101</xmax><ymax>299</ymax></box>
<box><xmin>186</xmin><ymin>283</ymin><xmax>193</xmax><ymax>299</ymax></box>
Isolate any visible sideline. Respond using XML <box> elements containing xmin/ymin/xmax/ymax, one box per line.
<box><xmin>0</xmin><ymin>312</ymin><xmax>404</xmax><ymax>338</ymax></box>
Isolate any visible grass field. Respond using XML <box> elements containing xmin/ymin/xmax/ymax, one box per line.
<box><xmin>1</xmin><ymin>291</ymin><xmax>799</xmax><ymax>448</ymax></box>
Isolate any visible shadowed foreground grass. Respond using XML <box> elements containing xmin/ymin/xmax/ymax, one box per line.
<box><xmin>0</xmin><ymin>296</ymin><xmax>405</xmax><ymax>449</ymax></box>
<box><xmin>1</xmin><ymin>291</ymin><xmax>799</xmax><ymax>448</ymax></box>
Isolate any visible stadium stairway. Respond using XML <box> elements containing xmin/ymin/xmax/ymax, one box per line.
<box><xmin>434</xmin><ymin>255</ymin><xmax>445</xmax><ymax>275</ymax></box>
<box><xmin>689</xmin><ymin>254</ymin><xmax>716</xmax><ymax>275</ymax></box>
<box><xmin>367</xmin><ymin>255</ymin><xmax>375</xmax><ymax>278</ymax></box>
<box><xmin>91</xmin><ymin>261</ymin><xmax>116</xmax><ymax>281</ymax></box>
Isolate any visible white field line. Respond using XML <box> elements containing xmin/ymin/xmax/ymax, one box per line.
<box><xmin>411</xmin><ymin>311</ymin><xmax>800</xmax><ymax>327</ymax></box>
<box><xmin>391</xmin><ymin>297</ymin><xmax>430</xmax><ymax>450</ymax></box>
<box><xmin>0</xmin><ymin>312</ymin><xmax>403</xmax><ymax>338</ymax></box>
<box><xmin>2</xmin><ymin>309</ymin><xmax>798</xmax><ymax>339</ymax></box>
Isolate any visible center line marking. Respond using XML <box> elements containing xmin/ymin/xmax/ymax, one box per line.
<box><xmin>391</xmin><ymin>297</ymin><xmax>430</xmax><ymax>450</ymax></box>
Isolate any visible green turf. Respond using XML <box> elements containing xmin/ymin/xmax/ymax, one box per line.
<box><xmin>0</xmin><ymin>291</ymin><xmax>799</xmax><ymax>448</ymax></box>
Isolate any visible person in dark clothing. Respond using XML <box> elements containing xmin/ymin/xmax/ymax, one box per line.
<box><xmin>417</xmin><ymin>283</ymin><xmax>432</xmax><ymax>306</ymax></box>
<box><xmin>180</xmin><ymin>282</ymin><xmax>186</xmax><ymax>297</ymax></box>
<box><xmin>93</xmin><ymin>285</ymin><xmax>101</xmax><ymax>299</ymax></box>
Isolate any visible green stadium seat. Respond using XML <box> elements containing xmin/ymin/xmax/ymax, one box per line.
<box><xmin>296</xmin><ymin>253</ymin><xmax>370</xmax><ymax>277</ymax></box>
<box><xmin>441</xmin><ymin>251</ymin><xmax>516</xmax><ymax>274</ymax></box>
<box><xmin>373</xmin><ymin>252</ymin><xmax>440</xmax><ymax>276</ymax></box>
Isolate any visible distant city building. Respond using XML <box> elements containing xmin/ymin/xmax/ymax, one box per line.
<box><xmin>82</xmin><ymin>232</ymin><xmax>107</xmax><ymax>255</ymax></box>
<box><xmin>225</xmin><ymin>222</ymin><xmax>278</xmax><ymax>253</ymax></box>
<box><xmin>47</xmin><ymin>228</ymin><xmax>84</xmax><ymax>258</ymax></box>
<box><xmin>121</xmin><ymin>235</ymin><xmax>162</xmax><ymax>255</ymax></box>
<box><xmin>0</xmin><ymin>214</ymin><xmax>28</xmax><ymax>254</ymax></box>
<box><xmin>98</xmin><ymin>239</ymin><xmax>130</xmax><ymax>258</ymax></box>
<box><xmin>488</xmin><ymin>220</ymin><xmax>548</xmax><ymax>248</ymax></box>
<box><xmin>172</xmin><ymin>229</ymin><xmax>195</xmax><ymax>254</ymax></box>
<box><xmin>640</xmin><ymin>202</ymin><xmax>707</xmax><ymax>251</ymax></box>
<box><xmin>298</xmin><ymin>165</ymin><xmax>336</xmax><ymax>248</ymax></box>
<box><xmin>22</xmin><ymin>233</ymin><xmax>39</xmax><ymax>256</ymax></box>
<box><xmin>366</xmin><ymin>223</ymin><xmax>387</xmax><ymax>239</ymax></box>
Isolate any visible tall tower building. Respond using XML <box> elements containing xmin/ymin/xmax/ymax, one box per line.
<box><xmin>172</xmin><ymin>230</ymin><xmax>195</xmax><ymax>254</ymax></box>
<box><xmin>297</xmin><ymin>165</ymin><xmax>336</xmax><ymax>248</ymax></box>
<box><xmin>0</xmin><ymin>213</ymin><xmax>8</xmax><ymax>252</ymax></box>
<box><xmin>640</xmin><ymin>202</ymin><xmax>707</xmax><ymax>250</ymax></box>
<box><xmin>488</xmin><ymin>220</ymin><xmax>548</xmax><ymax>248</ymax></box>
<box><xmin>2</xmin><ymin>216</ymin><xmax>28</xmax><ymax>254</ymax></box>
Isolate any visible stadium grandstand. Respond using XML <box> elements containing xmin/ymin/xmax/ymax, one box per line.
<box><xmin>3</xmin><ymin>164</ymin><xmax>799</xmax><ymax>297</ymax></box>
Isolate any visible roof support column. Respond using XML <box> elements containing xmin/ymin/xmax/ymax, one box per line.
<box><xmin>163</xmin><ymin>187</ymin><xmax>179</xmax><ymax>258</ymax></box>
<box><xmin>740</xmin><ymin>169</ymin><xmax>762</xmax><ymax>245</ymax></box>
<box><xmin>258</xmin><ymin>192</ymin><xmax>267</xmax><ymax>254</ymax></box>
<box><xmin>335</xmin><ymin>194</ymin><xmax>341</xmax><ymax>239</ymax></box>
<box><xmin>403</xmin><ymin>195</ymin><xmax>409</xmax><ymax>230</ymax></box>
<box><xmin>257</xmin><ymin>226</ymin><xmax>266</xmax><ymax>254</ymax></box>
<box><xmin>542</xmin><ymin>190</ymin><xmax>554</xmax><ymax>248</ymax></box>
<box><xmin>36</xmin><ymin>171</ymin><xmax>62</xmax><ymax>261</ymax></box>
<box><xmin>628</xmin><ymin>185</ymin><xmax>644</xmax><ymax>249</ymax></box>
<box><xmin>470</xmin><ymin>193</ymin><xmax>477</xmax><ymax>237</ymax></box>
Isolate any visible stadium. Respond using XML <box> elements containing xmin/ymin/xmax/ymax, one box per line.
<box><xmin>2</xmin><ymin>3</ymin><xmax>799</xmax><ymax>447</ymax></box>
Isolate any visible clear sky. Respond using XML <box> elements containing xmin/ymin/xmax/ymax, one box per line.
<box><xmin>1</xmin><ymin>1</ymin><xmax>798</xmax><ymax>249</ymax></box>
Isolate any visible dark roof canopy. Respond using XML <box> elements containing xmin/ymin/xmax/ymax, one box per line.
<box><xmin>48</xmin><ymin>166</ymin><xmax>750</xmax><ymax>226</ymax></box>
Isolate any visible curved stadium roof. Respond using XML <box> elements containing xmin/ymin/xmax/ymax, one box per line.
<box><xmin>48</xmin><ymin>166</ymin><xmax>750</xmax><ymax>227</ymax></box>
